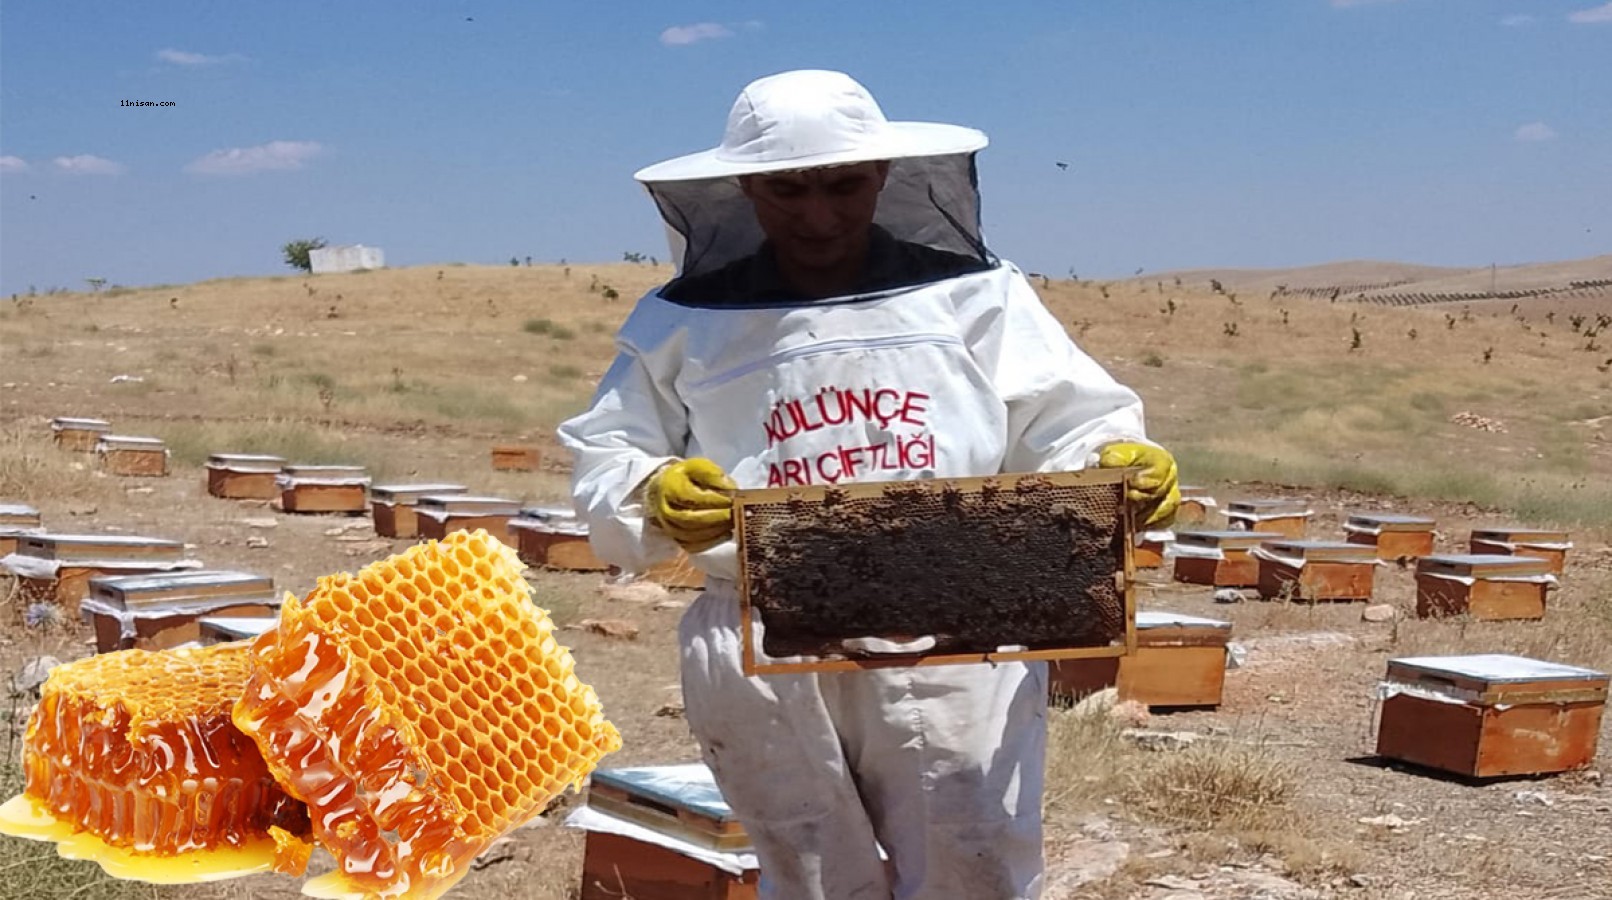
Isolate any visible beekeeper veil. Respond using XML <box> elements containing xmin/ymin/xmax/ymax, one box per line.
<box><xmin>634</xmin><ymin>70</ymin><xmax>996</xmax><ymax>295</ymax></box>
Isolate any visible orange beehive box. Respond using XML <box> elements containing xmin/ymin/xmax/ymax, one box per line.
<box><xmin>95</xmin><ymin>435</ymin><xmax>169</xmax><ymax>477</ymax></box>
<box><xmin>1176</xmin><ymin>485</ymin><xmax>1217</xmax><ymax>525</ymax></box>
<box><xmin>1344</xmin><ymin>512</ymin><xmax>1437</xmax><ymax>560</ymax></box>
<box><xmin>414</xmin><ymin>494</ymin><xmax>520</xmax><ymax>544</ymax></box>
<box><xmin>1469</xmin><ymin>528</ymin><xmax>1571</xmax><ymax>576</ymax></box>
<box><xmin>1133</xmin><ymin>531</ymin><xmax>1172</xmax><ymax>569</ymax></box>
<box><xmin>1254</xmin><ymin>540</ymin><xmax>1378</xmax><ymax>602</ymax></box>
<box><xmin>1171</xmin><ymin>530</ymin><xmax>1284</xmax><ymax>587</ymax></box>
<box><xmin>0</xmin><ymin>503</ymin><xmax>43</xmax><ymax>557</ymax></box>
<box><xmin>51</xmin><ymin>417</ymin><xmax>110</xmax><ymax>453</ymax></box>
<box><xmin>276</xmin><ymin>464</ymin><xmax>370</xmax><ymax>514</ymax></box>
<box><xmin>574</xmin><ymin>764</ymin><xmax>757</xmax><ymax>900</ymax></box>
<box><xmin>510</xmin><ymin>507</ymin><xmax>608</xmax><ymax>571</ymax></box>
<box><xmin>83</xmin><ymin>570</ymin><xmax>280</xmax><ymax>654</ymax></box>
<box><xmin>1050</xmin><ymin>611</ymin><xmax>1231</xmax><ymax>709</ymax></box>
<box><xmin>1376</xmin><ymin>654</ymin><xmax>1607</xmax><ymax>779</ymax></box>
<box><xmin>205</xmin><ymin>454</ymin><xmax>287</xmax><ymax>500</ymax></box>
<box><xmin>491</xmin><ymin>444</ymin><xmax>542</xmax><ymax>472</ymax></box>
<box><xmin>3</xmin><ymin>533</ymin><xmax>196</xmax><ymax>606</ymax></box>
<box><xmin>369</xmin><ymin>483</ymin><xmax>469</xmax><ymax>538</ymax></box>
<box><xmin>1224</xmin><ymin>498</ymin><xmax>1311</xmax><ymax>540</ymax></box>
<box><xmin>1414</xmin><ymin>554</ymin><xmax>1556</xmax><ymax>621</ymax></box>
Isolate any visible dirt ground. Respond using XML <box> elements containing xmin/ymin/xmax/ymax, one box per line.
<box><xmin>1</xmin><ymin>263</ymin><xmax>1610</xmax><ymax>899</ymax></box>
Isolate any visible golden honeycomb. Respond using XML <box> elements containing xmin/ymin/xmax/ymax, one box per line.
<box><xmin>0</xmin><ymin>644</ymin><xmax>311</xmax><ymax>879</ymax></box>
<box><xmin>232</xmin><ymin>529</ymin><xmax>621</xmax><ymax>900</ymax></box>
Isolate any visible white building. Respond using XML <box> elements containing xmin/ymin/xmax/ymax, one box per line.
<box><xmin>309</xmin><ymin>244</ymin><xmax>385</xmax><ymax>274</ymax></box>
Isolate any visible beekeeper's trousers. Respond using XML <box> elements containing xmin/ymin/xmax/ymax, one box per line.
<box><xmin>679</xmin><ymin>582</ymin><xmax>1046</xmax><ymax>900</ymax></box>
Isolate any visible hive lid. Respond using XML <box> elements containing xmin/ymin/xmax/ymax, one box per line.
<box><xmin>1178</xmin><ymin>485</ymin><xmax>1214</xmax><ymax>499</ymax></box>
<box><xmin>281</xmin><ymin>464</ymin><xmax>368</xmax><ymax>476</ymax></box>
<box><xmin>97</xmin><ymin>435</ymin><xmax>167</xmax><ymax>449</ymax></box>
<box><xmin>88</xmin><ymin>570</ymin><xmax>276</xmax><ymax>609</ymax></box>
<box><xmin>1227</xmin><ymin>498</ymin><xmax>1311</xmax><ymax>516</ymax></box>
<box><xmin>1346</xmin><ymin>513</ymin><xmax>1436</xmax><ymax>531</ymax></box>
<box><xmin>1175</xmin><ymin>529</ymin><xmax>1285</xmax><ymax>549</ymax></box>
<box><xmin>207</xmin><ymin>453</ymin><xmax>287</xmax><ymax>470</ymax></box>
<box><xmin>591</xmin><ymin>764</ymin><xmax>735</xmax><ymax>823</ymax></box>
<box><xmin>415</xmin><ymin>495</ymin><xmax>521</xmax><ymax>516</ymax></box>
<box><xmin>0</xmin><ymin>504</ymin><xmax>41</xmax><ymax>526</ymax></box>
<box><xmin>1417</xmin><ymin>554</ymin><xmax>1554</xmax><ymax>579</ymax></box>
<box><xmin>518</xmin><ymin>505</ymin><xmax>578</xmax><ymax>520</ymax></box>
<box><xmin>17</xmin><ymin>533</ymin><xmax>185</xmax><ymax>562</ymax></box>
<box><xmin>1471</xmin><ymin>527</ymin><xmax>1570</xmax><ymax>544</ymax></box>
<box><xmin>1135</xmin><ymin>610</ymin><xmax>1231</xmax><ymax>630</ymax></box>
<box><xmin>51</xmin><ymin>417</ymin><xmax>110</xmax><ymax>431</ymax></box>
<box><xmin>369</xmin><ymin>484</ymin><xmax>469</xmax><ymax>504</ymax></box>
<box><xmin>198</xmin><ymin>615</ymin><xmax>280</xmax><ymax>641</ymax></box>
<box><xmin>1260</xmin><ymin>540</ymin><xmax>1377</xmax><ymax>562</ymax></box>
<box><xmin>1388</xmin><ymin>654</ymin><xmax>1608</xmax><ymax>687</ymax></box>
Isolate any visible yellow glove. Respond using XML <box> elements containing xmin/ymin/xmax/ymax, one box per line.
<box><xmin>644</xmin><ymin>458</ymin><xmax>738</xmax><ymax>553</ymax></box>
<box><xmin>1097</xmin><ymin>442</ymin><xmax>1180</xmax><ymax>529</ymax></box>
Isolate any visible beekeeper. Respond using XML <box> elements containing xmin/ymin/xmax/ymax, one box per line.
<box><xmin>559</xmin><ymin>69</ymin><xmax>1178</xmax><ymax>900</ymax></box>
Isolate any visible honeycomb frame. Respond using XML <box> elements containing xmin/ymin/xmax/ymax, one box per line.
<box><xmin>734</xmin><ymin>469</ymin><xmax>1138</xmax><ymax>675</ymax></box>
<box><xmin>231</xmin><ymin>530</ymin><xmax>621</xmax><ymax>900</ymax></box>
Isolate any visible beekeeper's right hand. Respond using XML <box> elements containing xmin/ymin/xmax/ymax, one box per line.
<box><xmin>644</xmin><ymin>458</ymin><xmax>737</xmax><ymax>553</ymax></box>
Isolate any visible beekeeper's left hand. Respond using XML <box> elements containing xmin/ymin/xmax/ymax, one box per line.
<box><xmin>644</xmin><ymin>458</ymin><xmax>738</xmax><ymax>552</ymax></box>
<box><xmin>1097</xmin><ymin>442</ymin><xmax>1180</xmax><ymax>529</ymax></box>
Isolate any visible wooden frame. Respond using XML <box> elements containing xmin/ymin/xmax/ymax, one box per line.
<box><xmin>733</xmin><ymin>469</ymin><xmax>1136</xmax><ymax>675</ymax></box>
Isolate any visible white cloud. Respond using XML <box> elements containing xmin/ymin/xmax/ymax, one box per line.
<box><xmin>660</xmin><ymin>23</ymin><xmax>735</xmax><ymax>46</ymax></box>
<box><xmin>52</xmin><ymin>154</ymin><xmax>126</xmax><ymax>175</ymax></box>
<box><xmin>1514</xmin><ymin>122</ymin><xmax>1558</xmax><ymax>142</ymax></box>
<box><xmin>184</xmin><ymin>140</ymin><xmax>323</xmax><ymax>175</ymax></box>
<box><xmin>0</xmin><ymin>156</ymin><xmax>28</xmax><ymax>173</ymax></box>
<box><xmin>1568</xmin><ymin>2</ymin><xmax>1612</xmax><ymax>23</ymax></box>
<box><xmin>1500</xmin><ymin>14</ymin><xmax>1535</xmax><ymax>26</ymax></box>
<box><xmin>156</xmin><ymin>48</ymin><xmax>245</xmax><ymax>66</ymax></box>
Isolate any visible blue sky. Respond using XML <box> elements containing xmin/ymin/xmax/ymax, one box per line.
<box><xmin>1</xmin><ymin>1</ymin><xmax>1608</xmax><ymax>295</ymax></box>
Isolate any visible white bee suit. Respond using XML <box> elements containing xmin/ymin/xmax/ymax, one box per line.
<box><xmin>557</xmin><ymin>70</ymin><xmax>1151</xmax><ymax>900</ymax></box>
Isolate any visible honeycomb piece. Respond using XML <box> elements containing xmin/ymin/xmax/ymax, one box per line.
<box><xmin>233</xmin><ymin>530</ymin><xmax>621</xmax><ymax>900</ymax></box>
<box><xmin>2</xmin><ymin>644</ymin><xmax>310</xmax><ymax>875</ymax></box>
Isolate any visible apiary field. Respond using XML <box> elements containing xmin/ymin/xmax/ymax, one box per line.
<box><xmin>2</xmin><ymin>257</ymin><xmax>1611</xmax><ymax>899</ymax></box>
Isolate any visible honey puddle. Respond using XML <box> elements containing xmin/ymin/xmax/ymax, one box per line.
<box><xmin>0</xmin><ymin>793</ymin><xmax>281</xmax><ymax>883</ymax></box>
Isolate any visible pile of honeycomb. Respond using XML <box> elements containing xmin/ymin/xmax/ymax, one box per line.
<box><xmin>233</xmin><ymin>529</ymin><xmax>622</xmax><ymax>899</ymax></box>
<box><xmin>1</xmin><ymin>644</ymin><xmax>311</xmax><ymax>877</ymax></box>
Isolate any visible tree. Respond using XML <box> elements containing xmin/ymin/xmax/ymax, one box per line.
<box><xmin>282</xmin><ymin>237</ymin><xmax>328</xmax><ymax>273</ymax></box>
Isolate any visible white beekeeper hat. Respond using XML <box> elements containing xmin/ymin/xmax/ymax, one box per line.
<box><xmin>634</xmin><ymin>69</ymin><xmax>988</xmax><ymax>183</ymax></box>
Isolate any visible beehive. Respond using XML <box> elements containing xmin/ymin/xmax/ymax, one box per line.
<box><xmin>96</xmin><ymin>435</ymin><xmax>170</xmax><ymax>477</ymax></box>
<box><xmin>1171</xmin><ymin>530</ymin><xmax>1283</xmax><ymax>587</ymax></box>
<box><xmin>1376</xmin><ymin>654</ymin><xmax>1607</xmax><ymax>779</ymax></box>
<box><xmin>276</xmin><ymin>464</ymin><xmax>370</xmax><ymax>514</ymax></box>
<box><xmin>83</xmin><ymin>570</ymin><xmax>279</xmax><ymax>654</ymax></box>
<box><xmin>1415</xmin><ymin>554</ymin><xmax>1556</xmax><ymax>621</ymax></box>
<box><xmin>1224</xmin><ymin>498</ymin><xmax>1311</xmax><ymax>539</ymax></box>
<box><xmin>734</xmin><ymin>470</ymin><xmax>1134</xmax><ymax>674</ymax></box>
<box><xmin>1049</xmin><ymin>610</ymin><xmax>1231</xmax><ymax>709</ymax></box>
<box><xmin>1469</xmin><ymin>528</ymin><xmax>1572</xmax><ymax>576</ymax></box>
<box><xmin>232</xmin><ymin>530</ymin><xmax>622</xmax><ymax>900</ymax></box>
<box><xmin>1176</xmin><ymin>485</ymin><xmax>1217</xmax><ymax>525</ymax></box>
<box><xmin>1133</xmin><ymin>530</ymin><xmax>1173</xmax><ymax>570</ymax></box>
<box><xmin>575</xmin><ymin>764</ymin><xmax>757</xmax><ymax>900</ymax></box>
<box><xmin>0</xmin><ymin>644</ymin><xmax>311</xmax><ymax>882</ymax></box>
<box><xmin>510</xmin><ymin>507</ymin><xmax>608</xmax><ymax>571</ymax></box>
<box><xmin>370</xmin><ymin>484</ymin><xmax>469</xmax><ymax>539</ymax></box>
<box><xmin>199</xmin><ymin>615</ymin><xmax>279</xmax><ymax>645</ymax></box>
<box><xmin>3</xmin><ymin>533</ymin><xmax>197</xmax><ymax>607</ymax></box>
<box><xmin>51</xmin><ymin>417</ymin><xmax>111</xmax><ymax>452</ymax></box>
<box><xmin>414</xmin><ymin>494</ymin><xmax>520</xmax><ymax>544</ymax></box>
<box><xmin>0</xmin><ymin>502</ymin><xmax>43</xmax><ymax>557</ymax></box>
<box><xmin>1344</xmin><ymin>513</ymin><xmax>1437</xmax><ymax>560</ymax></box>
<box><xmin>491</xmin><ymin>444</ymin><xmax>542</xmax><ymax>472</ymax></box>
<box><xmin>206</xmin><ymin>454</ymin><xmax>288</xmax><ymax>500</ymax></box>
<box><xmin>1253</xmin><ymin>540</ymin><xmax>1378</xmax><ymax>602</ymax></box>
